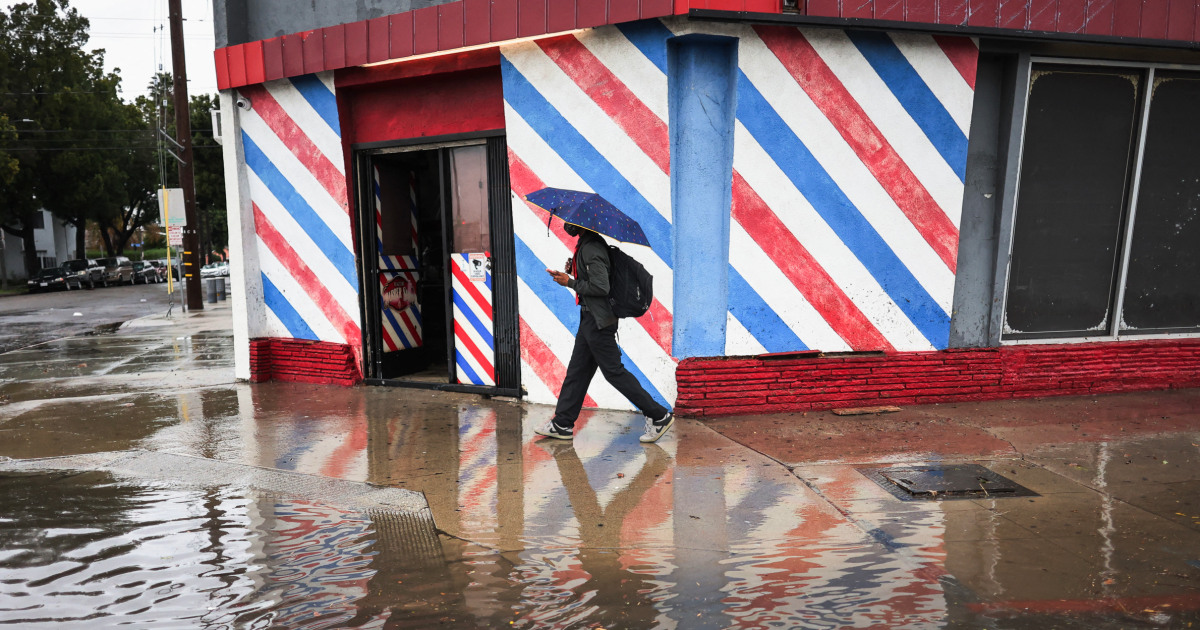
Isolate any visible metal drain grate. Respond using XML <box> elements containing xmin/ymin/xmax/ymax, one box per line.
<box><xmin>858</xmin><ymin>464</ymin><xmax>1038</xmax><ymax>501</ymax></box>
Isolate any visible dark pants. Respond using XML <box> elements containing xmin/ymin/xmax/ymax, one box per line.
<box><xmin>552</xmin><ymin>310</ymin><xmax>668</xmax><ymax>428</ymax></box>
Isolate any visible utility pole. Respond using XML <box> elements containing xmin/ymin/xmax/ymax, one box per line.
<box><xmin>168</xmin><ymin>0</ymin><xmax>203</xmax><ymax>310</ymax></box>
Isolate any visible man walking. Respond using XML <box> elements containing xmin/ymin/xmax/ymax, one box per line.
<box><xmin>536</xmin><ymin>223</ymin><xmax>674</xmax><ymax>443</ymax></box>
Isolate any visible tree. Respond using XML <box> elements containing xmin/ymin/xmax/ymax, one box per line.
<box><xmin>0</xmin><ymin>0</ymin><xmax>98</xmax><ymax>274</ymax></box>
<box><xmin>0</xmin><ymin>0</ymin><xmax>145</xmax><ymax>268</ymax></box>
<box><xmin>2</xmin><ymin>1</ymin><xmax>226</xmax><ymax>269</ymax></box>
<box><xmin>91</xmin><ymin>93</ymin><xmax>158</xmax><ymax>258</ymax></box>
<box><xmin>135</xmin><ymin>74</ymin><xmax>227</xmax><ymax>261</ymax></box>
<box><xmin>0</xmin><ymin>115</ymin><xmax>17</xmax><ymax>186</ymax></box>
<box><xmin>34</xmin><ymin>71</ymin><xmax>144</xmax><ymax>260</ymax></box>
<box><xmin>191</xmin><ymin>93</ymin><xmax>228</xmax><ymax>260</ymax></box>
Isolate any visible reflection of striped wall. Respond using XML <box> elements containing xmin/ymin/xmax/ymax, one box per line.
<box><xmin>375</xmin><ymin>165</ymin><xmax>423</xmax><ymax>352</ymax></box>
<box><xmin>375</xmin><ymin>167</ymin><xmax>420</xmax><ymax>272</ymax></box>
<box><xmin>502</xmin><ymin>21</ymin><xmax>975</xmax><ymax>408</ymax></box>
<box><xmin>238</xmin><ymin>74</ymin><xmax>362</xmax><ymax>368</ymax></box>
<box><xmin>452</xmin><ymin>253</ymin><xmax>495</xmax><ymax>385</ymax></box>
<box><xmin>456</xmin><ymin>406</ymin><xmax>498</xmax><ymax>533</ymax></box>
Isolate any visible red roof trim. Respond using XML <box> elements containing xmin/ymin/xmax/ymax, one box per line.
<box><xmin>215</xmin><ymin>0</ymin><xmax>1200</xmax><ymax>90</ymax></box>
<box><xmin>214</xmin><ymin>0</ymin><xmax>684</xmax><ymax>89</ymax></box>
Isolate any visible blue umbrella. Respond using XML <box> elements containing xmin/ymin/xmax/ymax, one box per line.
<box><xmin>524</xmin><ymin>187</ymin><xmax>650</xmax><ymax>247</ymax></box>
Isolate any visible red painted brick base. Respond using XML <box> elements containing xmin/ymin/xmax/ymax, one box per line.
<box><xmin>675</xmin><ymin>339</ymin><xmax>1200</xmax><ymax>418</ymax></box>
<box><xmin>249</xmin><ymin>338</ymin><xmax>361</xmax><ymax>386</ymax></box>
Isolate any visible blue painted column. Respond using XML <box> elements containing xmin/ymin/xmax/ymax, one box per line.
<box><xmin>668</xmin><ymin>35</ymin><xmax>738</xmax><ymax>359</ymax></box>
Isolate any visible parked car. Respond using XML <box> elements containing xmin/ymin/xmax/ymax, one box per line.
<box><xmin>200</xmin><ymin>261</ymin><xmax>229</xmax><ymax>278</ymax></box>
<box><xmin>95</xmin><ymin>256</ymin><xmax>133</xmax><ymax>286</ymax></box>
<box><xmin>149</xmin><ymin>259</ymin><xmax>176</xmax><ymax>281</ymax></box>
<box><xmin>27</xmin><ymin>266</ymin><xmax>79</xmax><ymax>292</ymax></box>
<box><xmin>60</xmin><ymin>258</ymin><xmax>103</xmax><ymax>289</ymax></box>
<box><xmin>132</xmin><ymin>260</ymin><xmax>161</xmax><ymax>284</ymax></box>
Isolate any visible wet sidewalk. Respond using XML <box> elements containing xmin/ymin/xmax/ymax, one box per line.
<box><xmin>1</xmin><ymin>306</ymin><xmax>1198</xmax><ymax>628</ymax></box>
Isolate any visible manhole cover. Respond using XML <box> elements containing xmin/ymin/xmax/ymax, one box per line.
<box><xmin>858</xmin><ymin>464</ymin><xmax>1037</xmax><ymax>501</ymax></box>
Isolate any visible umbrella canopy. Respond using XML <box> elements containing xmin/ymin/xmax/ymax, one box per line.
<box><xmin>524</xmin><ymin>187</ymin><xmax>650</xmax><ymax>247</ymax></box>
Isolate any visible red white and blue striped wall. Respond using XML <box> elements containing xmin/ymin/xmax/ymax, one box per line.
<box><xmin>452</xmin><ymin>253</ymin><xmax>497</xmax><ymax>386</ymax></box>
<box><xmin>723</xmin><ymin>23</ymin><xmax>974</xmax><ymax>354</ymax></box>
<box><xmin>502</xmin><ymin>19</ymin><xmax>975</xmax><ymax>409</ymax></box>
<box><xmin>503</xmin><ymin>23</ymin><xmax>680</xmax><ymax>411</ymax></box>
<box><xmin>237</xmin><ymin>74</ymin><xmax>363</xmax><ymax>371</ymax></box>
<box><xmin>227</xmin><ymin>19</ymin><xmax>975</xmax><ymax>403</ymax></box>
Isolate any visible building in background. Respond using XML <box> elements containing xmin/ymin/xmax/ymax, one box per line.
<box><xmin>2</xmin><ymin>209</ymin><xmax>77</xmax><ymax>282</ymax></box>
<box><xmin>210</xmin><ymin>0</ymin><xmax>1200</xmax><ymax>414</ymax></box>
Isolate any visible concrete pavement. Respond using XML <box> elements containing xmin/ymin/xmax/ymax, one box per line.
<box><xmin>1</xmin><ymin>303</ymin><xmax>1198</xmax><ymax>628</ymax></box>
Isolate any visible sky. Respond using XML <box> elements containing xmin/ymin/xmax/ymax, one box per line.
<box><xmin>5</xmin><ymin>0</ymin><xmax>220</xmax><ymax>100</ymax></box>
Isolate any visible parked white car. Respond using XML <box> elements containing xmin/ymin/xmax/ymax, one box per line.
<box><xmin>200</xmin><ymin>261</ymin><xmax>229</xmax><ymax>278</ymax></box>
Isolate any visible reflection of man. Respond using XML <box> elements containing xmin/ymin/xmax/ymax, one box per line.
<box><xmin>538</xmin><ymin>223</ymin><xmax>674</xmax><ymax>443</ymax></box>
<box><xmin>539</xmin><ymin>441</ymin><xmax>671</xmax><ymax>625</ymax></box>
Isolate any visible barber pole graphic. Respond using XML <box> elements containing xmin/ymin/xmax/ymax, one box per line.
<box><xmin>502</xmin><ymin>26</ymin><xmax>677</xmax><ymax>411</ymax></box>
<box><xmin>264</xmin><ymin>500</ymin><xmax>377</xmax><ymax>627</ymax></box>
<box><xmin>452</xmin><ymin>253</ymin><xmax>495</xmax><ymax>385</ymax></box>
<box><xmin>375</xmin><ymin>165</ymin><xmax>423</xmax><ymax>351</ymax></box>
<box><xmin>501</xmin><ymin>21</ymin><xmax>975</xmax><ymax>407</ymax></box>
<box><xmin>237</xmin><ymin>73</ymin><xmax>362</xmax><ymax>366</ymax></box>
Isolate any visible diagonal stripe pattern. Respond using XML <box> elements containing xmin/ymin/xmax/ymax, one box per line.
<box><xmin>240</xmin><ymin>74</ymin><xmax>362</xmax><ymax>367</ymax></box>
<box><xmin>502</xmin><ymin>22</ymin><xmax>975</xmax><ymax>407</ymax></box>
<box><xmin>452</xmin><ymin>253</ymin><xmax>496</xmax><ymax>386</ymax></box>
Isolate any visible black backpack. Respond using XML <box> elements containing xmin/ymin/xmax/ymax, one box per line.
<box><xmin>606</xmin><ymin>245</ymin><xmax>653</xmax><ymax>318</ymax></box>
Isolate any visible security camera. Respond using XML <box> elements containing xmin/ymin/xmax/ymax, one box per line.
<box><xmin>235</xmin><ymin>96</ymin><xmax>251</xmax><ymax>111</ymax></box>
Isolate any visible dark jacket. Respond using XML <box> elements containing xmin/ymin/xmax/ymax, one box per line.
<box><xmin>568</xmin><ymin>231</ymin><xmax>617</xmax><ymax>328</ymax></box>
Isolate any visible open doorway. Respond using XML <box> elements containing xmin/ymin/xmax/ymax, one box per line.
<box><xmin>370</xmin><ymin>148</ymin><xmax>446</xmax><ymax>381</ymax></box>
<box><xmin>355</xmin><ymin>137</ymin><xmax>520</xmax><ymax>396</ymax></box>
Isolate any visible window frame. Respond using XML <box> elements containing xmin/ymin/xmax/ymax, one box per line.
<box><xmin>998</xmin><ymin>56</ymin><xmax>1200</xmax><ymax>345</ymax></box>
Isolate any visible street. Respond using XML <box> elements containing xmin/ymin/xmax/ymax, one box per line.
<box><xmin>0</xmin><ymin>281</ymin><xmax>183</xmax><ymax>354</ymax></box>
<box><xmin>0</xmin><ymin>302</ymin><xmax>1198</xmax><ymax>628</ymax></box>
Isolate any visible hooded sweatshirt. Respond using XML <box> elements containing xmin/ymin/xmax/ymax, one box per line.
<box><xmin>567</xmin><ymin>229</ymin><xmax>617</xmax><ymax>329</ymax></box>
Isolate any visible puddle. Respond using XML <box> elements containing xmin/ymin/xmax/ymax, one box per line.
<box><xmin>0</xmin><ymin>468</ymin><xmax>953</xmax><ymax>629</ymax></box>
<box><xmin>0</xmin><ymin>471</ymin><xmax>392</xmax><ymax>628</ymax></box>
<box><xmin>4</xmin><ymin>323</ymin><xmax>1200</xmax><ymax>628</ymax></box>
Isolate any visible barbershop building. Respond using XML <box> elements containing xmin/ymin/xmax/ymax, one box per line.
<box><xmin>212</xmin><ymin>0</ymin><xmax>1200</xmax><ymax>415</ymax></box>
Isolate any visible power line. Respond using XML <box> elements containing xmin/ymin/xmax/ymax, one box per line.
<box><xmin>12</xmin><ymin>129</ymin><xmax>157</xmax><ymax>134</ymax></box>
<box><xmin>2</xmin><ymin>91</ymin><xmax>105</xmax><ymax>95</ymax></box>
<box><xmin>89</xmin><ymin>33</ymin><xmax>213</xmax><ymax>40</ymax></box>
<box><xmin>88</xmin><ymin>16</ymin><xmax>209</xmax><ymax>22</ymax></box>
<box><xmin>9</xmin><ymin>144</ymin><xmax>222</xmax><ymax>151</ymax></box>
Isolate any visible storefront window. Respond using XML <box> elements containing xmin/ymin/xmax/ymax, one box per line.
<box><xmin>1003</xmin><ymin>63</ymin><xmax>1200</xmax><ymax>340</ymax></box>
<box><xmin>1120</xmin><ymin>72</ymin><xmax>1200</xmax><ymax>332</ymax></box>
<box><xmin>1005</xmin><ymin>66</ymin><xmax>1140</xmax><ymax>337</ymax></box>
<box><xmin>449</xmin><ymin>145</ymin><xmax>490</xmax><ymax>254</ymax></box>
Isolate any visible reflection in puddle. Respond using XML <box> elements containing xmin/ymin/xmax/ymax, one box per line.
<box><xmin>0</xmin><ymin>472</ymin><xmax>386</xmax><ymax>628</ymax></box>
<box><xmin>4</xmin><ymin>375</ymin><xmax>1200</xmax><ymax>627</ymax></box>
<box><xmin>369</xmin><ymin>404</ymin><xmax>957</xmax><ymax>628</ymax></box>
<box><xmin>1</xmin><ymin>409</ymin><xmax>957</xmax><ymax>629</ymax></box>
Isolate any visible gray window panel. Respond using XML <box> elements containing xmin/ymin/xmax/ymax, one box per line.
<box><xmin>1120</xmin><ymin>71</ymin><xmax>1200</xmax><ymax>332</ymax></box>
<box><xmin>1004</xmin><ymin>66</ymin><xmax>1141</xmax><ymax>338</ymax></box>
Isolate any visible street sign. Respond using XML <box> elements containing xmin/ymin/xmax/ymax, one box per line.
<box><xmin>168</xmin><ymin>225</ymin><xmax>184</xmax><ymax>246</ymax></box>
<box><xmin>157</xmin><ymin>188</ymin><xmax>187</xmax><ymax>226</ymax></box>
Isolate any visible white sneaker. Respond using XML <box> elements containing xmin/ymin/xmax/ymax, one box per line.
<box><xmin>534</xmin><ymin>420</ymin><xmax>574</xmax><ymax>440</ymax></box>
<box><xmin>639</xmin><ymin>412</ymin><xmax>674</xmax><ymax>443</ymax></box>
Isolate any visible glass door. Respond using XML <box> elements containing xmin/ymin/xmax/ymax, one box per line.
<box><xmin>447</xmin><ymin>145</ymin><xmax>495</xmax><ymax>386</ymax></box>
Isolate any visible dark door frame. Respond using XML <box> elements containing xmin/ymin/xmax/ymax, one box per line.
<box><xmin>351</xmin><ymin>131</ymin><xmax>521</xmax><ymax>397</ymax></box>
